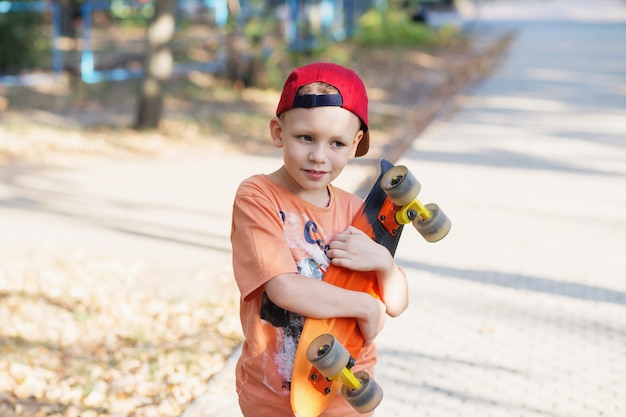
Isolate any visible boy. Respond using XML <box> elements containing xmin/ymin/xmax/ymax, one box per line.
<box><xmin>230</xmin><ymin>62</ymin><xmax>408</xmax><ymax>416</ymax></box>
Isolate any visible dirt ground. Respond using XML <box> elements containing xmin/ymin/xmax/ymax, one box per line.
<box><xmin>0</xmin><ymin>31</ymin><xmax>511</xmax><ymax>417</ymax></box>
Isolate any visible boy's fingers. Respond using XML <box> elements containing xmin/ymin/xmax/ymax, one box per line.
<box><xmin>328</xmin><ymin>238</ymin><xmax>346</xmax><ymax>249</ymax></box>
<box><xmin>330</xmin><ymin>256</ymin><xmax>352</xmax><ymax>269</ymax></box>
<box><xmin>344</xmin><ymin>225</ymin><xmax>364</xmax><ymax>235</ymax></box>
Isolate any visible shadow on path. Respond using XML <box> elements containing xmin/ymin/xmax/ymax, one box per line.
<box><xmin>397</xmin><ymin>258</ymin><xmax>626</xmax><ymax>306</ymax></box>
<box><xmin>0</xmin><ymin>163</ymin><xmax>231</xmax><ymax>253</ymax></box>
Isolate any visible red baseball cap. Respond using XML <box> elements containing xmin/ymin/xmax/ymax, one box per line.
<box><xmin>276</xmin><ymin>62</ymin><xmax>369</xmax><ymax>157</ymax></box>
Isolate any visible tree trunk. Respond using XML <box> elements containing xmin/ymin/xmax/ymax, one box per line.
<box><xmin>58</xmin><ymin>0</ymin><xmax>78</xmax><ymax>73</ymax></box>
<box><xmin>222</xmin><ymin>0</ymin><xmax>248</xmax><ymax>87</ymax></box>
<box><xmin>59</xmin><ymin>0</ymin><xmax>76</xmax><ymax>38</ymax></box>
<box><xmin>135</xmin><ymin>0</ymin><xmax>177</xmax><ymax>130</ymax></box>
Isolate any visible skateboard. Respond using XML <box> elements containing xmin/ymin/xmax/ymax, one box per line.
<box><xmin>290</xmin><ymin>158</ymin><xmax>451</xmax><ymax>417</ymax></box>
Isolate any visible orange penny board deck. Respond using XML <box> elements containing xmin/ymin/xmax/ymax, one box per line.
<box><xmin>291</xmin><ymin>159</ymin><xmax>405</xmax><ymax>417</ymax></box>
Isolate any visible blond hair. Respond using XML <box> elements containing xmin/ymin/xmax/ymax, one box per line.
<box><xmin>296</xmin><ymin>82</ymin><xmax>339</xmax><ymax>95</ymax></box>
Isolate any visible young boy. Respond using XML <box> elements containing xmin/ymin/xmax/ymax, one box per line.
<box><xmin>230</xmin><ymin>62</ymin><xmax>409</xmax><ymax>417</ymax></box>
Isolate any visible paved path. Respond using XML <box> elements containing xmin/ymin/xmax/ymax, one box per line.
<box><xmin>0</xmin><ymin>152</ymin><xmax>265</xmax><ymax>296</ymax></box>
<box><xmin>187</xmin><ymin>1</ymin><xmax>626</xmax><ymax>416</ymax></box>
<box><xmin>376</xmin><ymin>1</ymin><xmax>626</xmax><ymax>416</ymax></box>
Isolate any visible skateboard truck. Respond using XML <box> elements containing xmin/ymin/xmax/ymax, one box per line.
<box><xmin>308</xmin><ymin>368</ymin><xmax>333</xmax><ymax>395</ymax></box>
<box><xmin>396</xmin><ymin>197</ymin><xmax>433</xmax><ymax>223</ymax></box>
<box><xmin>378</xmin><ymin>196</ymin><xmax>434</xmax><ymax>236</ymax></box>
<box><xmin>308</xmin><ymin>355</ymin><xmax>360</xmax><ymax>396</ymax></box>
<box><xmin>380</xmin><ymin>165</ymin><xmax>451</xmax><ymax>243</ymax></box>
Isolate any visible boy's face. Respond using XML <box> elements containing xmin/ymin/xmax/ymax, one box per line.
<box><xmin>270</xmin><ymin>106</ymin><xmax>363</xmax><ymax>204</ymax></box>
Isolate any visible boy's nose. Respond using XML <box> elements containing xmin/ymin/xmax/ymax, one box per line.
<box><xmin>308</xmin><ymin>145</ymin><xmax>327</xmax><ymax>163</ymax></box>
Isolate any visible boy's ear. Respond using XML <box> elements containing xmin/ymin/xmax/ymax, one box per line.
<box><xmin>269</xmin><ymin>116</ymin><xmax>284</xmax><ymax>148</ymax></box>
<box><xmin>349</xmin><ymin>129</ymin><xmax>365</xmax><ymax>159</ymax></box>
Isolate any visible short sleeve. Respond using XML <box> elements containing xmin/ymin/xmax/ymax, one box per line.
<box><xmin>231</xmin><ymin>183</ymin><xmax>298</xmax><ymax>302</ymax></box>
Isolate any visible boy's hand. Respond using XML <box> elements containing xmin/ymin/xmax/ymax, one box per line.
<box><xmin>357</xmin><ymin>294</ymin><xmax>387</xmax><ymax>346</ymax></box>
<box><xmin>327</xmin><ymin>226</ymin><xmax>394</xmax><ymax>274</ymax></box>
<box><xmin>329</xmin><ymin>226</ymin><xmax>409</xmax><ymax>318</ymax></box>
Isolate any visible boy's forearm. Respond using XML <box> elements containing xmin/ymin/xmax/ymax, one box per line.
<box><xmin>376</xmin><ymin>264</ymin><xmax>409</xmax><ymax>317</ymax></box>
<box><xmin>264</xmin><ymin>273</ymin><xmax>374</xmax><ymax>320</ymax></box>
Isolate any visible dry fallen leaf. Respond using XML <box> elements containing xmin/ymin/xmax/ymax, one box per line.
<box><xmin>0</xmin><ymin>249</ymin><xmax>242</xmax><ymax>417</ymax></box>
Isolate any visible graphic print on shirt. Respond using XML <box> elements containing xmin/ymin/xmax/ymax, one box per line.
<box><xmin>259</xmin><ymin>209</ymin><xmax>331</xmax><ymax>391</ymax></box>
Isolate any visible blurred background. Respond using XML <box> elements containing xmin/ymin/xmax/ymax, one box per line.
<box><xmin>0</xmin><ymin>0</ymin><xmax>493</xmax><ymax>161</ymax></box>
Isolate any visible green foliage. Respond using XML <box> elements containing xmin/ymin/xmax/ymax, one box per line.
<box><xmin>243</xmin><ymin>16</ymin><xmax>277</xmax><ymax>48</ymax></box>
<box><xmin>0</xmin><ymin>7</ymin><xmax>45</xmax><ymax>74</ymax></box>
<box><xmin>354</xmin><ymin>8</ymin><xmax>457</xmax><ymax>47</ymax></box>
<box><xmin>110</xmin><ymin>0</ymin><xmax>154</xmax><ymax>26</ymax></box>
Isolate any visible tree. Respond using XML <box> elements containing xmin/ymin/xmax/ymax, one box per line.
<box><xmin>135</xmin><ymin>0</ymin><xmax>176</xmax><ymax>130</ymax></box>
<box><xmin>0</xmin><ymin>2</ymin><xmax>43</xmax><ymax>74</ymax></box>
<box><xmin>58</xmin><ymin>0</ymin><xmax>78</xmax><ymax>72</ymax></box>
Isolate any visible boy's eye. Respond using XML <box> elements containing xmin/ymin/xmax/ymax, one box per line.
<box><xmin>331</xmin><ymin>140</ymin><xmax>346</xmax><ymax>148</ymax></box>
<box><xmin>299</xmin><ymin>135</ymin><xmax>313</xmax><ymax>142</ymax></box>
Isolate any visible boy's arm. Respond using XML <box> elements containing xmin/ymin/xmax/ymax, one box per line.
<box><xmin>264</xmin><ymin>273</ymin><xmax>386</xmax><ymax>346</ymax></box>
<box><xmin>326</xmin><ymin>226</ymin><xmax>409</xmax><ymax>317</ymax></box>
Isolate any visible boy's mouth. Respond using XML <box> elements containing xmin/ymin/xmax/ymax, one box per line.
<box><xmin>304</xmin><ymin>169</ymin><xmax>328</xmax><ymax>180</ymax></box>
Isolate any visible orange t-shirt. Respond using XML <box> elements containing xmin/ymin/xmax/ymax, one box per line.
<box><xmin>231</xmin><ymin>174</ymin><xmax>377</xmax><ymax>417</ymax></box>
